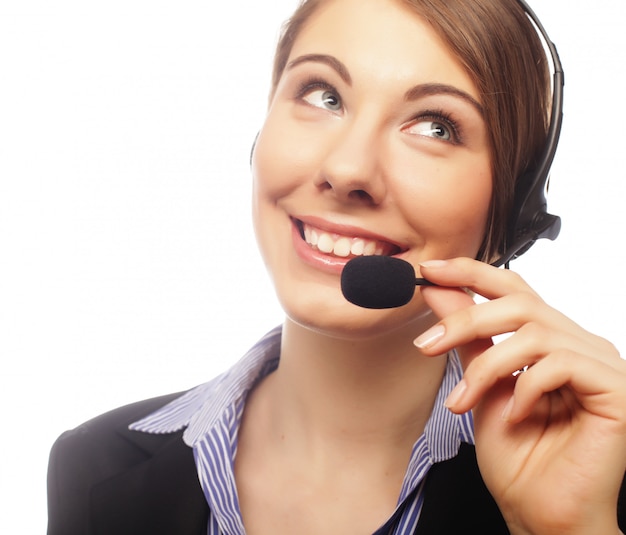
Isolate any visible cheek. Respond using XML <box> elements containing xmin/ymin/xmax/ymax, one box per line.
<box><xmin>251</xmin><ymin>111</ymin><xmax>315</xmax><ymax>203</ymax></box>
<box><xmin>395</xmin><ymin>160</ymin><xmax>492</xmax><ymax>256</ymax></box>
<box><xmin>251</xmin><ymin>126</ymin><xmax>288</xmax><ymax>201</ymax></box>
<box><xmin>250</xmin><ymin>120</ymin><xmax>306</xmax><ymax>262</ymax></box>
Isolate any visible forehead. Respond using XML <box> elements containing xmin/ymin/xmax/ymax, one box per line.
<box><xmin>287</xmin><ymin>0</ymin><xmax>479</xmax><ymax>101</ymax></box>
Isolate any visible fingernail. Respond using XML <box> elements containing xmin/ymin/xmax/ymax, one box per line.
<box><xmin>501</xmin><ymin>396</ymin><xmax>514</xmax><ymax>421</ymax></box>
<box><xmin>419</xmin><ymin>259</ymin><xmax>448</xmax><ymax>268</ymax></box>
<box><xmin>414</xmin><ymin>324</ymin><xmax>445</xmax><ymax>349</ymax></box>
<box><xmin>445</xmin><ymin>379</ymin><xmax>467</xmax><ymax>408</ymax></box>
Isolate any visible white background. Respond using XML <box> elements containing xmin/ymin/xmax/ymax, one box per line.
<box><xmin>1</xmin><ymin>0</ymin><xmax>625</xmax><ymax>531</ymax></box>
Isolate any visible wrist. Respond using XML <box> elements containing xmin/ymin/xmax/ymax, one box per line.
<box><xmin>507</xmin><ymin>523</ymin><xmax>622</xmax><ymax>535</ymax></box>
<box><xmin>503</xmin><ymin>508</ymin><xmax>622</xmax><ymax>535</ymax></box>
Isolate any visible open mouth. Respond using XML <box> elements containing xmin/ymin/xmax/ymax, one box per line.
<box><xmin>295</xmin><ymin>219</ymin><xmax>403</xmax><ymax>258</ymax></box>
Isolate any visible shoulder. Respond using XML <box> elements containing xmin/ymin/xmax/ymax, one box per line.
<box><xmin>47</xmin><ymin>391</ymin><xmax>187</xmax><ymax>535</ymax></box>
<box><xmin>50</xmin><ymin>391</ymin><xmax>185</xmax><ymax>462</ymax></box>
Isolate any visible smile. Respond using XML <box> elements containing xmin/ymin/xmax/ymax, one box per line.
<box><xmin>298</xmin><ymin>220</ymin><xmax>402</xmax><ymax>258</ymax></box>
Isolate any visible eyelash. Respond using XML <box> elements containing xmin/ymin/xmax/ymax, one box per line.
<box><xmin>295</xmin><ymin>77</ymin><xmax>341</xmax><ymax>106</ymax></box>
<box><xmin>294</xmin><ymin>77</ymin><xmax>464</xmax><ymax>144</ymax></box>
<box><xmin>411</xmin><ymin>109</ymin><xmax>463</xmax><ymax>145</ymax></box>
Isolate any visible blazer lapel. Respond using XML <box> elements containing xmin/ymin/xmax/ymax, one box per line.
<box><xmin>90</xmin><ymin>424</ymin><xmax>209</xmax><ymax>535</ymax></box>
<box><xmin>414</xmin><ymin>443</ymin><xmax>509</xmax><ymax>534</ymax></box>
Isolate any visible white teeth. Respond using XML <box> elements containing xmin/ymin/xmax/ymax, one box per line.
<box><xmin>350</xmin><ymin>239</ymin><xmax>365</xmax><ymax>256</ymax></box>
<box><xmin>364</xmin><ymin>241</ymin><xmax>377</xmax><ymax>255</ymax></box>
<box><xmin>333</xmin><ymin>237</ymin><xmax>352</xmax><ymax>257</ymax></box>
<box><xmin>317</xmin><ymin>233</ymin><xmax>335</xmax><ymax>254</ymax></box>
<box><xmin>301</xmin><ymin>222</ymin><xmax>392</xmax><ymax>258</ymax></box>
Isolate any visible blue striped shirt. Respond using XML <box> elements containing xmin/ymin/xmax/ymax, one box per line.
<box><xmin>130</xmin><ymin>326</ymin><xmax>474</xmax><ymax>534</ymax></box>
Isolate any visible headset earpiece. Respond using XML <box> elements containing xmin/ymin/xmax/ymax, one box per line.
<box><xmin>494</xmin><ymin>170</ymin><xmax>561</xmax><ymax>267</ymax></box>
<box><xmin>492</xmin><ymin>0</ymin><xmax>564</xmax><ymax>268</ymax></box>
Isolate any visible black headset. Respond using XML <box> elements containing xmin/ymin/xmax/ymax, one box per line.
<box><xmin>494</xmin><ymin>0</ymin><xmax>564</xmax><ymax>267</ymax></box>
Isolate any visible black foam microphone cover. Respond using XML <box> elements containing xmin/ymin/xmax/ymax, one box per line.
<box><xmin>341</xmin><ymin>256</ymin><xmax>417</xmax><ymax>309</ymax></box>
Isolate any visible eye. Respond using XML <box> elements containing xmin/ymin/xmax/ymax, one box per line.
<box><xmin>300</xmin><ymin>84</ymin><xmax>343</xmax><ymax>112</ymax></box>
<box><xmin>403</xmin><ymin>111</ymin><xmax>462</xmax><ymax>145</ymax></box>
<box><xmin>408</xmin><ymin>119</ymin><xmax>452</xmax><ymax>141</ymax></box>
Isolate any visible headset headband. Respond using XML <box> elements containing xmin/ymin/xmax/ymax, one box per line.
<box><xmin>493</xmin><ymin>0</ymin><xmax>564</xmax><ymax>267</ymax></box>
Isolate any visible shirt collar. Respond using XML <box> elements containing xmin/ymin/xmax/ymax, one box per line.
<box><xmin>130</xmin><ymin>325</ymin><xmax>473</xmax><ymax>455</ymax></box>
<box><xmin>129</xmin><ymin>325</ymin><xmax>282</xmax><ymax>446</ymax></box>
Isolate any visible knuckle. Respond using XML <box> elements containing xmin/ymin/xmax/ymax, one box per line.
<box><xmin>548</xmin><ymin>347</ymin><xmax>573</xmax><ymax>365</ymax></box>
<box><xmin>464</xmin><ymin>353</ymin><xmax>490</xmax><ymax>381</ymax></box>
<box><xmin>520</xmin><ymin>289</ymin><xmax>542</xmax><ymax>307</ymax></box>
<box><xmin>517</xmin><ymin>321</ymin><xmax>547</xmax><ymax>342</ymax></box>
<box><xmin>506</xmin><ymin>270</ymin><xmax>543</xmax><ymax>298</ymax></box>
<box><xmin>448</xmin><ymin>305</ymin><xmax>476</xmax><ymax>334</ymax></box>
<box><xmin>507</xmin><ymin>269</ymin><xmax>526</xmax><ymax>287</ymax></box>
<box><xmin>511</xmin><ymin>291</ymin><xmax>544</xmax><ymax>318</ymax></box>
<box><xmin>598</xmin><ymin>337</ymin><xmax>621</xmax><ymax>360</ymax></box>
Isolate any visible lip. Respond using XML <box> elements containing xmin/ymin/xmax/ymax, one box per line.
<box><xmin>291</xmin><ymin>216</ymin><xmax>407</xmax><ymax>275</ymax></box>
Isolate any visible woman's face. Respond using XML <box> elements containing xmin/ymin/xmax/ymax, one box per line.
<box><xmin>251</xmin><ymin>0</ymin><xmax>492</xmax><ymax>338</ymax></box>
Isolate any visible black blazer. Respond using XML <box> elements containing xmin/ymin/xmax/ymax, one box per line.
<box><xmin>48</xmin><ymin>393</ymin><xmax>626</xmax><ymax>535</ymax></box>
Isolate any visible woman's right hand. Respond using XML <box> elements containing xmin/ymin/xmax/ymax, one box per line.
<box><xmin>415</xmin><ymin>257</ymin><xmax>626</xmax><ymax>535</ymax></box>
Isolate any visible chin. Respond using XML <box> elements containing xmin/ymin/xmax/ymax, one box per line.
<box><xmin>278</xmin><ymin>284</ymin><xmax>433</xmax><ymax>342</ymax></box>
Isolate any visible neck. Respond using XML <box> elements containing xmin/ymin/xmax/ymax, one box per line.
<box><xmin>234</xmin><ymin>319</ymin><xmax>450</xmax><ymax>533</ymax></box>
<box><xmin>257</xmin><ymin>317</ymin><xmax>447</xmax><ymax>456</ymax></box>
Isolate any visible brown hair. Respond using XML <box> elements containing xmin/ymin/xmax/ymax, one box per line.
<box><xmin>271</xmin><ymin>0</ymin><xmax>551</xmax><ymax>262</ymax></box>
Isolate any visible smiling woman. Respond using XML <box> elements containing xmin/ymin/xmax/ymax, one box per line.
<box><xmin>252</xmin><ymin>0</ymin><xmax>493</xmax><ymax>341</ymax></box>
<box><xmin>46</xmin><ymin>1</ymin><xmax>626</xmax><ymax>534</ymax></box>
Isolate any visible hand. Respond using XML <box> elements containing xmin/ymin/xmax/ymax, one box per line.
<box><xmin>414</xmin><ymin>257</ymin><xmax>626</xmax><ymax>535</ymax></box>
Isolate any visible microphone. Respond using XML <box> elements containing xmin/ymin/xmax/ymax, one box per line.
<box><xmin>340</xmin><ymin>255</ymin><xmax>434</xmax><ymax>309</ymax></box>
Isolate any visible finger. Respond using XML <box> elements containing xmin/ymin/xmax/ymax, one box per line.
<box><xmin>442</xmin><ymin>322</ymin><xmax>606</xmax><ymax>413</ymax></box>
<box><xmin>504</xmin><ymin>350</ymin><xmax>626</xmax><ymax>425</ymax></box>
<box><xmin>419</xmin><ymin>257</ymin><xmax>539</xmax><ymax>301</ymax></box>
<box><xmin>418</xmin><ymin>284</ymin><xmax>493</xmax><ymax>376</ymax></box>
<box><xmin>418</xmin><ymin>286</ymin><xmax>615</xmax><ymax>365</ymax></box>
<box><xmin>419</xmin><ymin>284</ymin><xmax>476</xmax><ymax>319</ymax></box>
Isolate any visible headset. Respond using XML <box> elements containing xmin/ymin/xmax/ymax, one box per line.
<box><xmin>494</xmin><ymin>0</ymin><xmax>564</xmax><ymax>268</ymax></box>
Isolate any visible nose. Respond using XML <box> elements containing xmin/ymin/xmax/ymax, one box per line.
<box><xmin>315</xmin><ymin>121</ymin><xmax>386</xmax><ymax>206</ymax></box>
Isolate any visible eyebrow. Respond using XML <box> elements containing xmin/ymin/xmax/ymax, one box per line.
<box><xmin>286</xmin><ymin>54</ymin><xmax>484</xmax><ymax>117</ymax></box>
<box><xmin>405</xmin><ymin>83</ymin><xmax>484</xmax><ymax>117</ymax></box>
<box><xmin>286</xmin><ymin>54</ymin><xmax>352</xmax><ymax>85</ymax></box>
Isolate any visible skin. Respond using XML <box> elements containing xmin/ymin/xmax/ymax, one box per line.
<box><xmin>418</xmin><ymin>259</ymin><xmax>626</xmax><ymax>534</ymax></box>
<box><xmin>238</xmin><ymin>0</ymin><xmax>626</xmax><ymax>533</ymax></box>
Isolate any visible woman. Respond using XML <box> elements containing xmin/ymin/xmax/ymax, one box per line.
<box><xmin>47</xmin><ymin>0</ymin><xmax>626</xmax><ymax>533</ymax></box>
